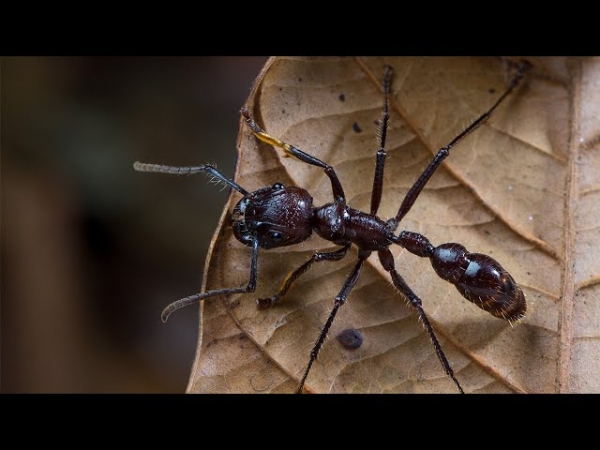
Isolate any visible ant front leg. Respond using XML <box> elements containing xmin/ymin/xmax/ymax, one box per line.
<box><xmin>241</xmin><ymin>108</ymin><xmax>346</xmax><ymax>204</ymax></box>
<box><xmin>257</xmin><ymin>244</ymin><xmax>351</xmax><ymax>308</ymax></box>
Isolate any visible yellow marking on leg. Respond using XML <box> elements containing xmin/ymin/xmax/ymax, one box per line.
<box><xmin>252</xmin><ymin>131</ymin><xmax>294</xmax><ymax>157</ymax></box>
<box><xmin>276</xmin><ymin>268</ymin><xmax>298</xmax><ymax>300</ymax></box>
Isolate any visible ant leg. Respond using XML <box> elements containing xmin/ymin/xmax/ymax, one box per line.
<box><xmin>370</xmin><ymin>65</ymin><xmax>393</xmax><ymax>216</ymax></box>
<box><xmin>378</xmin><ymin>248</ymin><xmax>464</xmax><ymax>393</ymax></box>
<box><xmin>257</xmin><ymin>244</ymin><xmax>351</xmax><ymax>308</ymax></box>
<box><xmin>387</xmin><ymin>60</ymin><xmax>531</xmax><ymax>230</ymax></box>
<box><xmin>296</xmin><ymin>250</ymin><xmax>370</xmax><ymax>394</ymax></box>
<box><xmin>133</xmin><ymin>161</ymin><xmax>250</xmax><ymax>196</ymax></box>
<box><xmin>160</xmin><ymin>239</ymin><xmax>260</xmax><ymax>322</ymax></box>
<box><xmin>241</xmin><ymin>108</ymin><xmax>346</xmax><ymax>203</ymax></box>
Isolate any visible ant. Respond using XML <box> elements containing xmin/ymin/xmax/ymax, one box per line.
<box><xmin>134</xmin><ymin>59</ymin><xmax>530</xmax><ymax>394</ymax></box>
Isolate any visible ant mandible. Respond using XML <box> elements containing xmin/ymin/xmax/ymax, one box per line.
<box><xmin>134</xmin><ymin>60</ymin><xmax>530</xmax><ymax>394</ymax></box>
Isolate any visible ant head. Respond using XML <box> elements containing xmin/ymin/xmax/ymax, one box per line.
<box><xmin>232</xmin><ymin>183</ymin><xmax>314</xmax><ymax>249</ymax></box>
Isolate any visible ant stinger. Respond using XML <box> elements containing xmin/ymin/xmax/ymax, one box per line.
<box><xmin>134</xmin><ymin>60</ymin><xmax>530</xmax><ymax>394</ymax></box>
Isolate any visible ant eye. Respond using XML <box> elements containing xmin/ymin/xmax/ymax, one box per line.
<box><xmin>270</xmin><ymin>231</ymin><xmax>283</xmax><ymax>242</ymax></box>
<box><xmin>272</xmin><ymin>183</ymin><xmax>284</xmax><ymax>190</ymax></box>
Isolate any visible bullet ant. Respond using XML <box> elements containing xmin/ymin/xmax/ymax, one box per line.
<box><xmin>135</xmin><ymin>59</ymin><xmax>530</xmax><ymax>393</ymax></box>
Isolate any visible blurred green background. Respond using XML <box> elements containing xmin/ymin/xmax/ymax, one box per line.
<box><xmin>3</xmin><ymin>56</ymin><xmax>269</xmax><ymax>392</ymax></box>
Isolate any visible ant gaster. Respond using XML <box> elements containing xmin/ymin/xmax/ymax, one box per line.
<box><xmin>134</xmin><ymin>60</ymin><xmax>530</xmax><ymax>394</ymax></box>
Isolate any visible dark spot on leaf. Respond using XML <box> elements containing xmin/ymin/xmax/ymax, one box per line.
<box><xmin>489</xmin><ymin>88</ymin><xmax>496</xmax><ymax>94</ymax></box>
<box><xmin>339</xmin><ymin>93</ymin><xmax>345</xmax><ymax>102</ymax></box>
<box><xmin>337</xmin><ymin>328</ymin><xmax>363</xmax><ymax>350</ymax></box>
<box><xmin>352</xmin><ymin>122</ymin><xmax>362</xmax><ymax>133</ymax></box>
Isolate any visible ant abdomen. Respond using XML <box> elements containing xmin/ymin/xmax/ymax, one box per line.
<box><xmin>398</xmin><ymin>232</ymin><xmax>526</xmax><ymax>323</ymax></box>
<box><xmin>431</xmin><ymin>243</ymin><xmax>526</xmax><ymax>322</ymax></box>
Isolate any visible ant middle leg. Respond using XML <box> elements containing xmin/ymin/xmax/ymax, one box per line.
<box><xmin>257</xmin><ymin>244</ymin><xmax>351</xmax><ymax>308</ymax></box>
<box><xmin>297</xmin><ymin>250</ymin><xmax>370</xmax><ymax>393</ymax></box>
<box><xmin>370</xmin><ymin>65</ymin><xmax>393</xmax><ymax>216</ymax></box>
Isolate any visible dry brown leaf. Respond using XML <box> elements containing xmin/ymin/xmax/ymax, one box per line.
<box><xmin>183</xmin><ymin>56</ymin><xmax>600</xmax><ymax>393</ymax></box>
